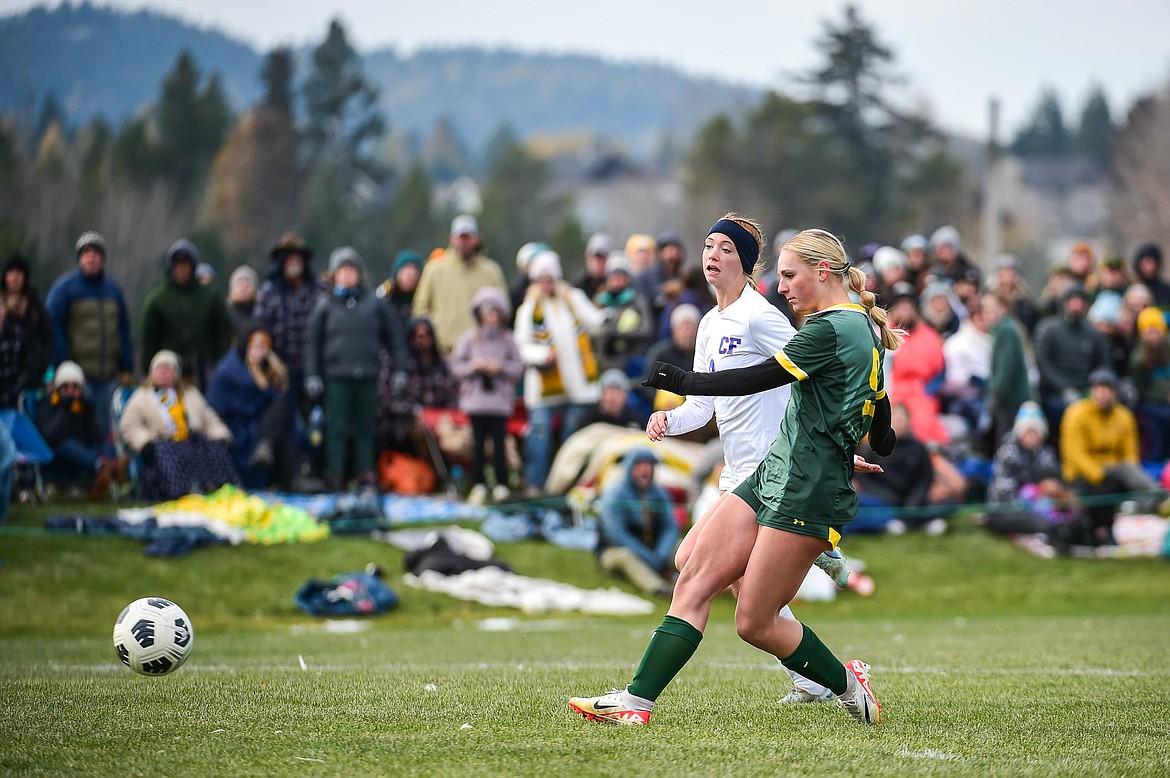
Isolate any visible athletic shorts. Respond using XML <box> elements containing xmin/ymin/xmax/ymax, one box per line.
<box><xmin>731</xmin><ymin>467</ymin><xmax>844</xmax><ymax>549</ymax></box>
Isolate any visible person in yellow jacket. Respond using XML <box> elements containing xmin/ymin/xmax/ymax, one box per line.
<box><xmin>1060</xmin><ymin>368</ymin><xmax>1163</xmax><ymax>546</ymax></box>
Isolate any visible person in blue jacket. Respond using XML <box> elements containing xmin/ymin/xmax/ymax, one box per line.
<box><xmin>596</xmin><ymin>448</ymin><xmax>679</xmax><ymax>597</ymax></box>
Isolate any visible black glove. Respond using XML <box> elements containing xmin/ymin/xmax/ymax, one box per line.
<box><xmin>641</xmin><ymin>361</ymin><xmax>687</xmax><ymax>395</ymax></box>
<box><xmin>140</xmin><ymin>442</ymin><xmax>156</xmax><ymax>463</ymax></box>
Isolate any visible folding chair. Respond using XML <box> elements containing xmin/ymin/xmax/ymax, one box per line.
<box><xmin>0</xmin><ymin>407</ymin><xmax>54</xmax><ymax>503</ymax></box>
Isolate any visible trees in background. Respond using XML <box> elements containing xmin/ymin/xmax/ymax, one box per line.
<box><xmin>1110</xmin><ymin>88</ymin><xmax>1170</xmax><ymax>253</ymax></box>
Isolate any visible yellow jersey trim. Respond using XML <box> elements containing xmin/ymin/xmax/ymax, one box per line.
<box><xmin>775</xmin><ymin>349</ymin><xmax>808</xmax><ymax>381</ymax></box>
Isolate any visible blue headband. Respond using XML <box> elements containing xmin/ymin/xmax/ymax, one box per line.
<box><xmin>707</xmin><ymin>219</ymin><xmax>759</xmax><ymax>273</ymax></box>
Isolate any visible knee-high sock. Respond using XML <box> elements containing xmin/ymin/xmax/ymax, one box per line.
<box><xmin>780</xmin><ymin>623</ymin><xmax>848</xmax><ymax>695</ymax></box>
<box><xmin>776</xmin><ymin>605</ymin><xmax>830</xmax><ymax>695</ymax></box>
<box><xmin>627</xmin><ymin>615</ymin><xmax>703</xmax><ymax>702</ymax></box>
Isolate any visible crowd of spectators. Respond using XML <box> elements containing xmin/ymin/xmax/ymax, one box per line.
<box><xmin>2</xmin><ymin>219</ymin><xmax>1169</xmax><ymax>553</ymax></box>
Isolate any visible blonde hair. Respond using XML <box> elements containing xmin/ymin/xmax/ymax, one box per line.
<box><xmin>718</xmin><ymin>212</ymin><xmax>767</xmax><ymax>289</ymax></box>
<box><xmin>782</xmin><ymin>228</ymin><xmax>901</xmax><ymax>350</ymax></box>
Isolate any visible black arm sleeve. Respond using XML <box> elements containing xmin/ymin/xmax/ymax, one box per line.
<box><xmin>641</xmin><ymin>358</ymin><xmax>796</xmax><ymax>397</ymax></box>
<box><xmin>868</xmin><ymin>394</ymin><xmax>897</xmax><ymax>456</ymax></box>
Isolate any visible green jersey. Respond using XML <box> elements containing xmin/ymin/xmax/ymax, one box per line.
<box><xmin>750</xmin><ymin>304</ymin><xmax>885</xmax><ymax>531</ymax></box>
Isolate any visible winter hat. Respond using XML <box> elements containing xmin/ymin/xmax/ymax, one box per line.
<box><xmin>1087</xmin><ymin>291</ymin><xmax>1122</xmax><ymax>325</ymax></box>
<box><xmin>600</xmin><ymin>368</ymin><xmax>629</xmax><ymax>391</ymax></box>
<box><xmin>328</xmin><ymin>246</ymin><xmax>365</xmax><ymax>276</ymax></box>
<box><xmin>528</xmin><ymin>250</ymin><xmax>562</xmax><ymax>281</ymax></box>
<box><xmin>450</xmin><ymin>214</ymin><xmax>479</xmax><ymax>236</ymax></box>
<box><xmin>470</xmin><ymin>284</ymin><xmax>510</xmax><ymax>320</ymax></box>
<box><xmin>887</xmin><ymin>281</ymin><xmax>919</xmax><ymax>308</ymax></box>
<box><xmin>229</xmin><ymin>265</ymin><xmax>258</xmax><ymax>293</ymax></box>
<box><xmin>1059</xmin><ymin>283</ymin><xmax>1089</xmax><ymax>304</ymax></box>
<box><xmin>994</xmin><ymin>253</ymin><xmax>1018</xmax><ymax>271</ymax></box>
<box><xmin>195</xmin><ymin>262</ymin><xmax>216</xmax><ymax>282</ymax></box>
<box><xmin>872</xmin><ymin>246</ymin><xmax>908</xmax><ymax>275</ymax></box>
<box><xmin>515</xmin><ymin>242</ymin><xmax>548</xmax><ymax>273</ymax></box>
<box><xmin>270</xmin><ymin>232</ymin><xmax>314</xmax><ymax>262</ymax></box>
<box><xmin>1088</xmin><ymin>367</ymin><xmax>1118</xmax><ymax>389</ymax></box>
<box><xmin>1133</xmin><ymin>242</ymin><xmax>1164</xmax><ymax>271</ymax></box>
<box><xmin>1137</xmin><ymin>306</ymin><xmax>1168</xmax><ymax>334</ymax></box>
<box><xmin>900</xmin><ymin>233</ymin><xmax>928</xmax><ymax>253</ymax></box>
<box><xmin>75</xmin><ymin>231</ymin><xmax>106</xmax><ymax>257</ymax></box>
<box><xmin>1013</xmin><ymin>401</ymin><xmax>1048</xmax><ymax>439</ymax></box>
<box><xmin>670</xmin><ymin>303</ymin><xmax>701</xmax><ymax>329</ymax></box>
<box><xmin>53</xmin><ymin>360</ymin><xmax>86</xmax><ymax>389</ymax></box>
<box><xmin>929</xmin><ymin>225</ymin><xmax>961</xmax><ymax>252</ymax></box>
<box><xmin>149</xmin><ymin>349</ymin><xmax>182</xmax><ymax>377</ymax></box>
<box><xmin>585</xmin><ymin>233</ymin><xmax>613</xmax><ymax>257</ymax></box>
<box><xmin>625</xmin><ymin>233</ymin><xmax>656</xmax><ymax>258</ymax></box>
<box><xmin>605</xmin><ymin>250</ymin><xmax>634</xmax><ymax>277</ymax></box>
<box><xmin>656</xmin><ymin>231</ymin><xmax>685</xmax><ymax>251</ymax></box>
<box><xmin>392</xmin><ymin>250</ymin><xmax>423</xmax><ymax>277</ymax></box>
<box><xmin>166</xmin><ymin>239</ymin><xmax>199</xmax><ymax>268</ymax></box>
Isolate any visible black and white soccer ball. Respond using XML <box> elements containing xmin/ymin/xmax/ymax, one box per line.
<box><xmin>112</xmin><ymin>597</ymin><xmax>194</xmax><ymax>676</ymax></box>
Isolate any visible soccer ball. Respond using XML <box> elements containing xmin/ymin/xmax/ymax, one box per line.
<box><xmin>112</xmin><ymin>597</ymin><xmax>194</xmax><ymax>676</ymax></box>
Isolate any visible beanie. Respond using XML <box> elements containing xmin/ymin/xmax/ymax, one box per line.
<box><xmin>229</xmin><ymin>265</ymin><xmax>258</xmax><ymax>292</ymax></box>
<box><xmin>149</xmin><ymin>349</ymin><xmax>182</xmax><ymax>377</ymax></box>
<box><xmin>53</xmin><ymin>360</ymin><xmax>86</xmax><ymax>390</ymax></box>
<box><xmin>528</xmin><ymin>250</ymin><xmax>562</xmax><ymax>281</ymax></box>
<box><xmin>75</xmin><ymin>231</ymin><xmax>106</xmax><ymax>257</ymax></box>
<box><xmin>1137</xmin><ymin>306</ymin><xmax>1168</xmax><ymax>334</ymax></box>
<box><xmin>1013</xmin><ymin>401</ymin><xmax>1047</xmax><ymax>440</ymax></box>
<box><xmin>328</xmin><ymin>246</ymin><xmax>365</xmax><ymax>276</ymax></box>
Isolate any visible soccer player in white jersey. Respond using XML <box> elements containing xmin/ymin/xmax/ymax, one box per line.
<box><xmin>642</xmin><ymin>213</ymin><xmax>853</xmax><ymax>706</ymax></box>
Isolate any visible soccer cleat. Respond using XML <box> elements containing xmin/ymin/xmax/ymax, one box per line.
<box><xmin>568</xmin><ymin>689</ymin><xmax>651</xmax><ymax>725</ymax></box>
<box><xmin>814</xmin><ymin>548</ymin><xmax>850</xmax><ymax>588</ymax></box>
<box><xmin>778</xmin><ymin>687</ymin><xmax>836</xmax><ymax>704</ymax></box>
<box><xmin>837</xmin><ymin>659</ymin><xmax>881</xmax><ymax>724</ymax></box>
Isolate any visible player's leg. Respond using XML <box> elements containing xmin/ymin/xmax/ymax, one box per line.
<box><xmin>569</xmin><ymin>493</ymin><xmax>758</xmax><ymax>724</ymax></box>
<box><xmin>736</xmin><ymin>527</ymin><xmax>881</xmax><ymax>723</ymax></box>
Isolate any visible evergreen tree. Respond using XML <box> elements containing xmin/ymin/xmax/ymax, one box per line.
<box><xmin>261</xmin><ymin>47</ymin><xmax>296</xmax><ymax>115</ymax></box>
<box><xmin>374</xmin><ymin>161</ymin><xmax>436</xmax><ymax>268</ymax></box>
<box><xmin>302</xmin><ymin>18</ymin><xmax>385</xmax><ymax>167</ymax></box>
<box><xmin>156</xmin><ymin>50</ymin><xmax>233</xmax><ymax>206</ymax></box>
<box><xmin>1011</xmin><ymin>88</ymin><xmax>1069</xmax><ymax>157</ymax></box>
<box><xmin>1075</xmin><ymin>85</ymin><xmax>1113</xmax><ymax>167</ymax></box>
<box><xmin>479</xmin><ymin>140</ymin><xmax>567</xmax><ymax>276</ymax></box>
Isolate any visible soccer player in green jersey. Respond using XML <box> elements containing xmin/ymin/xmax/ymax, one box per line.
<box><xmin>569</xmin><ymin>228</ymin><xmax>900</xmax><ymax>726</ymax></box>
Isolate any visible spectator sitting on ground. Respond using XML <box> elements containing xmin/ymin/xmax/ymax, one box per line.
<box><xmin>1060</xmin><ymin>368</ymin><xmax>1166</xmax><ymax>546</ymax></box>
<box><xmin>206</xmin><ymin>328</ymin><xmax>300</xmax><ymax>491</ymax></box>
<box><xmin>983</xmin><ymin>401</ymin><xmax>1081</xmax><ymax>551</ymax></box>
<box><xmin>226</xmin><ymin>265</ymin><xmax>258</xmax><ymax>343</ymax></box>
<box><xmin>853</xmin><ymin>402</ymin><xmax>942</xmax><ymax>535</ymax></box>
<box><xmin>35</xmin><ymin>360</ymin><xmax>127</xmax><ymax>500</ymax></box>
<box><xmin>119</xmin><ymin>350</ymin><xmax>237</xmax><ymax>501</ymax></box>
<box><xmin>580</xmin><ymin>369</ymin><xmax>645</xmax><ymax>431</ymax></box>
<box><xmin>595</xmin><ymin>448</ymin><xmax>679</xmax><ymax>598</ymax></box>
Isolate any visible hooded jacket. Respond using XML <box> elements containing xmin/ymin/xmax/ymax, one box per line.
<box><xmin>448</xmin><ymin>286</ymin><xmax>524</xmax><ymax>417</ymax></box>
<box><xmin>596</xmin><ymin>449</ymin><xmax>678</xmax><ymax>571</ymax></box>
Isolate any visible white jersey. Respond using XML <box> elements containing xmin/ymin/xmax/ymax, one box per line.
<box><xmin>664</xmin><ymin>285</ymin><xmax>796</xmax><ymax>490</ymax></box>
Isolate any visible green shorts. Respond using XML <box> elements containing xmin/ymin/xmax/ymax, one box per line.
<box><xmin>731</xmin><ymin>467</ymin><xmax>844</xmax><ymax>549</ymax></box>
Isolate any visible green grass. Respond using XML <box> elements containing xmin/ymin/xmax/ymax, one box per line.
<box><xmin>2</xmin><ymin>501</ymin><xmax>1169</xmax><ymax>776</ymax></box>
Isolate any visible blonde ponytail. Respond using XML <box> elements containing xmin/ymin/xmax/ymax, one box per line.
<box><xmin>847</xmin><ymin>266</ymin><xmax>900</xmax><ymax>350</ymax></box>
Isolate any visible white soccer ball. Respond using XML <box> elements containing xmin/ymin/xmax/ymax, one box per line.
<box><xmin>112</xmin><ymin>597</ymin><xmax>194</xmax><ymax>676</ymax></box>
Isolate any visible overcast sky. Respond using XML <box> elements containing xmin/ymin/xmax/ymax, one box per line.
<box><xmin>4</xmin><ymin>0</ymin><xmax>1169</xmax><ymax>138</ymax></box>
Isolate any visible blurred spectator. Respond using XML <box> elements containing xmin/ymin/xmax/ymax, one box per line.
<box><xmin>1132</xmin><ymin>243</ymin><xmax>1170</xmax><ymax>310</ymax></box>
<box><xmin>642</xmin><ymin>303</ymin><xmax>700</xmax><ymax>410</ymax></box>
<box><xmin>195</xmin><ymin>262</ymin><xmax>217</xmax><ymax>287</ymax></box>
<box><xmin>1129</xmin><ymin>307</ymin><xmax>1170</xmax><ymax>461</ymax></box>
<box><xmin>508</xmin><ymin>242</ymin><xmax>545</xmax><ymax>321</ymax></box>
<box><xmin>642</xmin><ymin>231</ymin><xmax>686</xmax><ymax>323</ymax></box>
<box><xmin>1060</xmin><ymin>368</ymin><xmax>1162</xmax><ymax>546</ymax></box>
<box><xmin>872</xmin><ymin>245</ymin><xmax>908</xmax><ymax>304</ymax></box>
<box><xmin>982</xmin><ymin>293</ymin><xmax>1034</xmax><ymax>451</ymax></box>
<box><xmin>854</xmin><ymin>402</ymin><xmax>945</xmax><ymax>535</ymax></box>
<box><xmin>593</xmin><ymin>251</ymin><xmax>654</xmax><ymax>373</ymax></box>
<box><xmin>1087</xmin><ymin>291</ymin><xmax>1130</xmax><ymax>377</ymax></box>
<box><xmin>580</xmin><ymin>368</ymin><xmax>645</xmax><ymax>430</ymax></box>
<box><xmin>255</xmin><ymin>232</ymin><xmax>321</xmax><ymax>416</ymax></box>
<box><xmin>206</xmin><ymin>328</ymin><xmax>300</xmax><ymax>491</ymax></box>
<box><xmin>306</xmin><ymin>248</ymin><xmax>407</xmax><ymax>490</ymax></box>
<box><xmin>1122</xmin><ymin>283</ymin><xmax>1154</xmax><ymax>326</ymax></box>
<box><xmin>413</xmin><ymin>214</ymin><xmax>506</xmax><ymax>355</ymax></box>
<box><xmin>379</xmin><ymin>316</ymin><xmax>459</xmax><ymax>462</ymax></box>
<box><xmin>1066</xmin><ymin>241</ymin><xmax>1098</xmax><ymax>294</ymax></box>
<box><xmin>571</xmin><ymin>233</ymin><xmax>612</xmax><ymax>301</ymax></box>
<box><xmin>1034</xmin><ymin>284</ymin><xmax>1111</xmax><ymax>437</ymax></box>
<box><xmin>1</xmin><ymin>253</ymin><xmax>52</xmax><ymax>408</ymax></box>
<box><xmin>375</xmin><ymin>249</ymin><xmax>424</xmax><ymax>330</ymax></box>
<box><xmin>919</xmin><ymin>279</ymin><xmax>962</xmax><ymax>339</ymax></box>
<box><xmin>514</xmin><ymin>249</ymin><xmax>608</xmax><ymax>495</ymax></box>
<box><xmin>449</xmin><ymin>286</ymin><xmax>524</xmax><ymax>504</ymax></box>
<box><xmin>986</xmin><ymin>254</ymin><xmax>1040</xmax><ymax>333</ymax></box>
<box><xmin>625</xmin><ymin>233</ymin><xmax>657</xmax><ymax>281</ymax></box>
<box><xmin>655</xmin><ymin>264</ymin><xmax>715</xmax><ymax>342</ymax></box>
<box><xmin>226</xmin><ymin>265</ymin><xmax>258</xmax><ymax>343</ymax></box>
<box><xmin>886</xmin><ymin>282</ymin><xmax>949</xmax><ymax>446</ymax></box>
<box><xmin>1037</xmin><ymin>264</ymin><xmax>1078</xmax><ymax>320</ymax></box>
<box><xmin>35</xmin><ymin>360</ymin><xmax>125</xmax><ymax>499</ymax></box>
<box><xmin>1094</xmin><ymin>254</ymin><xmax>1132</xmax><ymax>299</ymax></box>
<box><xmin>595</xmin><ymin>448</ymin><xmax>678</xmax><ymax>598</ymax></box>
<box><xmin>984</xmin><ymin>401</ymin><xmax>1080</xmax><ymax>548</ymax></box>
<box><xmin>119</xmin><ymin>350</ymin><xmax>237</xmax><ymax>501</ymax></box>
<box><xmin>45</xmin><ymin>231</ymin><xmax>134</xmax><ymax>439</ymax></box>
<box><xmin>927</xmin><ymin>225</ymin><xmax>979</xmax><ymax>287</ymax></box>
<box><xmin>900</xmin><ymin>233</ymin><xmax>930</xmax><ymax>292</ymax></box>
<box><xmin>941</xmin><ymin>292</ymin><xmax>991</xmax><ymax>436</ymax></box>
<box><xmin>141</xmin><ymin>239</ymin><xmax>233</xmax><ymax>391</ymax></box>
<box><xmin>0</xmin><ymin>420</ymin><xmax>14</xmax><ymax>524</ymax></box>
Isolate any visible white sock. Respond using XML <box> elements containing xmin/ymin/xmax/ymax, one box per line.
<box><xmin>619</xmin><ymin>687</ymin><xmax>655</xmax><ymax>711</ymax></box>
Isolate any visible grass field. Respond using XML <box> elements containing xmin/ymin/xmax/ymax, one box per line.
<box><xmin>2</xmin><ymin>500</ymin><xmax>1169</xmax><ymax>777</ymax></box>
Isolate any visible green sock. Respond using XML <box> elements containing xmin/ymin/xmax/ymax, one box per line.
<box><xmin>627</xmin><ymin>615</ymin><xmax>703</xmax><ymax>701</ymax></box>
<box><xmin>780</xmin><ymin>623</ymin><xmax>848</xmax><ymax>695</ymax></box>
